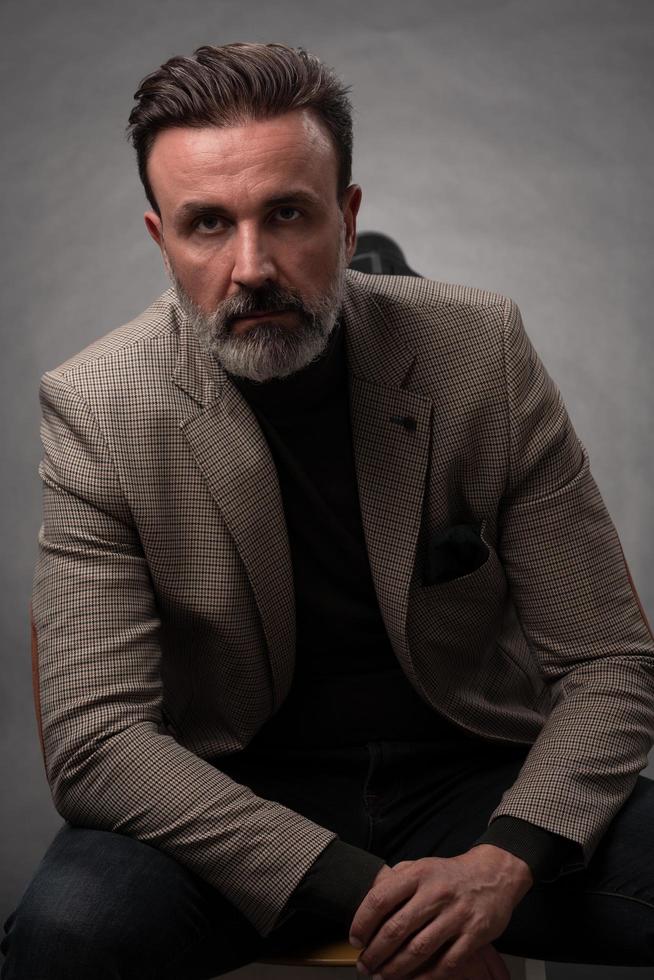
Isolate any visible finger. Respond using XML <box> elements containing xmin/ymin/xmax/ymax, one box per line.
<box><xmin>460</xmin><ymin>949</ymin><xmax>494</xmax><ymax>980</ymax></box>
<box><xmin>421</xmin><ymin>931</ymin><xmax>483</xmax><ymax>980</ymax></box>
<box><xmin>479</xmin><ymin>943</ymin><xmax>511</xmax><ymax>980</ymax></box>
<box><xmin>349</xmin><ymin>871</ymin><xmax>418</xmax><ymax>950</ymax></box>
<box><xmin>409</xmin><ymin>943</ymin><xmax>492</xmax><ymax>980</ymax></box>
<box><xmin>464</xmin><ymin>947</ymin><xmax>495</xmax><ymax>980</ymax></box>
<box><xmin>358</xmin><ymin>906</ymin><xmax>460</xmax><ymax>978</ymax></box>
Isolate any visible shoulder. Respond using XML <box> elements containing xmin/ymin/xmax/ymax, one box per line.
<box><xmin>344</xmin><ymin>268</ymin><xmax>512</xmax><ymax>313</ymax></box>
<box><xmin>344</xmin><ymin>269</ymin><xmax>521</xmax><ymax>370</ymax></box>
<box><xmin>44</xmin><ymin>288</ymin><xmax>180</xmax><ymax>384</ymax></box>
<box><xmin>344</xmin><ymin>268</ymin><xmax>518</xmax><ymax>344</ymax></box>
<box><xmin>39</xmin><ymin>288</ymin><xmax>182</xmax><ymax>418</ymax></box>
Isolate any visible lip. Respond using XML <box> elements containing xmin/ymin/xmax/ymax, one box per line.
<box><xmin>232</xmin><ymin>310</ymin><xmax>295</xmax><ymax>331</ymax></box>
<box><xmin>236</xmin><ymin>310</ymin><xmax>292</xmax><ymax>320</ymax></box>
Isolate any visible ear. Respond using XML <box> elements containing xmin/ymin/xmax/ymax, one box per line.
<box><xmin>341</xmin><ymin>184</ymin><xmax>362</xmax><ymax>264</ymax></box>
<box><xmin>144</xmin><ymin>211</ymin><xmax>175</xmax><ymax>283</ymax></box>
<box><xmin>144</xmin><ymin>210</ymin><xmax>164</xmax><ymax>248</ymax></box>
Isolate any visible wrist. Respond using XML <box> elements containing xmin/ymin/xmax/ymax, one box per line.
<box><xmin>469</xmin><ymin>843</ymin><xmax>534</xmax><ymax>897</ymax></box>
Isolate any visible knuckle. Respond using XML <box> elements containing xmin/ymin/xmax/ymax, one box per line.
<box><xmin>437</xmin><ymin>884</ymin><xmax>455</xmax><ymax>903</ymax></box>
<box><xmin>368</xmin><ymin>890</ymin><xmax>386</xmax><ymax>912</ymax></box>
<box><xmin>441</xmin><ymin>954</ymin><xmax>465</xmax><ymax>975</ymax></box>
<box><xmin>433</xmin><ymin>942</ymin><xmax>472</xmax><ymax>977</ymax></box>
<box><xmin>457</xmin><ymin>898</ymin><xmax>474</xmax><ymax>918</ymax></box>
<box><xmin>472</xmin><ymin>912</ymin><xmax>492</xmax><ymax>936</ymax></box>
<box><xmin>381</xmin><ymin>916</ymin><xmax>406</xmax><ymax>940</ymax></box>
<box><xmin>407</xmin><ymin>933</ymin><xmax>432</xmax><ymax>958</ymax></box>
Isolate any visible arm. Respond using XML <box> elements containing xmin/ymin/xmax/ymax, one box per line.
<box><xmin>347</xmin><ymin>298</ymin><xmax>654</xmax><ymax>978</ymax></box>
<box><xmin>31</xmin><ymin>368</ymin><xmax>349</xmax><ymax>938</ymax></box>
<box><xmin>485</xmin><ymin>297</ymin><xmax>654</xmax><ymax>863</ymax></box>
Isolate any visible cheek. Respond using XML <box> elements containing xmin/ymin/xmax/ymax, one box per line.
<box><xmin>174</xmin><ymin>247</ymin><xmax>230</xmax><ymax>303</ymax></box>
<box><xmin>289</xmin><ymin>237</ymin><xmax>340</xmax><ymax>284</ymax></box>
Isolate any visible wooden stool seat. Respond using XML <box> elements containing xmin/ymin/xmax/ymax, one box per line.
<box><xmin>257</xmin><ymin>938</ymin><xmax>547</xmax><ymax>978</ymax></box>
<box><xmin>260</xmin><ymin>937</ymin><xmax>360</xmax><ymax>967</ymax></box>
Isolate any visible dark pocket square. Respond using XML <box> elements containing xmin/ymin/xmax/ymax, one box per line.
<box><xmin>423</xmin><ymin>523</ymin><xmax>490</xmax><ymax>586</ymax></box>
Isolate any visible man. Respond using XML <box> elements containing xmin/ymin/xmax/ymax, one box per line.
<box><xmin>3</xmin><ymin>41</ymin><xmax>654</xmax><ymax>980</ymax></box>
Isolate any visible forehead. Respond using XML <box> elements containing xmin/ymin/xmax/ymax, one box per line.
<box><xmin>147</xmin><ymin>108</ymin><xmax>339</xmax><ymax>213</ymax></box>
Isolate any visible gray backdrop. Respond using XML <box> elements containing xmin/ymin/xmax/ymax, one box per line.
<box><xmin>1</xmin><ymin>1</ymin><xmax>652</xmax><ymax>978</ymax></box>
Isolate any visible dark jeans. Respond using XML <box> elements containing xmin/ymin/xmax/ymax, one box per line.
<box><xmin>2</xmin><ymin>737</ymin><xmax>654</xmax><ymax>978</ymax></box>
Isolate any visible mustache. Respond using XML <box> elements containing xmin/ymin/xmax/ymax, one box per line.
<box><xmin>222</xmin><ymin>285</ymin><xmax>307</xmax><ymax>324</ymax></box>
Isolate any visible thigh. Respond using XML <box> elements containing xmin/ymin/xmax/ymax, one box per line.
<box><xmin>1</xmin><ymin>821</ymin><xmax>266</xmax><ymax>980</ymax></box>
<box><xmin>496</xmin><ymin>773</ymin><xmax>654</xmax><ymax>966</ymax></box>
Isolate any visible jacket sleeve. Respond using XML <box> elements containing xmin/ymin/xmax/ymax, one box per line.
<box><xmin>485</xmin><ymin>297</ymin><xmax>654</xmax><ymax>865</ymax></box>
<box><xmin>31</xmin><ymin>368</ymin><xmax>341</xmax><ymax>939</ymax></box>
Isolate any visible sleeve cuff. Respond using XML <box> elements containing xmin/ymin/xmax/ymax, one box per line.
<box><xmin>285</xmin><ymin>838</ymin><xmax>387</xmax><ymax>927</ymax></box>
<box><xmin>284</xmin><ymin>816</ymin><xmax>585</xmax><ymax>929</ymax></box>
<box><xmin>472</xmin><ymin>815</ymin><xmax>586</xmax><ymax>883</ymax></box>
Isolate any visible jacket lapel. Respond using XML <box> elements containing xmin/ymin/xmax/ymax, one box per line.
<box><xmin>178</xmin><ymin>387</ymin><xmax>295</xmax><ymax>710</ymax></box>
<box><xmin>170</xmin><ymin>309</ymin><xmax>292</xmax><ymax>709</ymax></box>
<box><xmin>348</xmin><ymin>376</ymin><xmax>432</xmax><ymax>665</ymax></box>
<box><xmin>342</xmin><ymin>277</ymin><xmax>433</xmax><ymax>669</ymax></box>
<box><xmin>170</xmin><ymin>272</ymin><xmax>433</xmax><ymax>699</ymax></box>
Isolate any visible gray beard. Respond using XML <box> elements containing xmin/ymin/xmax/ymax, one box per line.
<box><xmin>167</xmin><ymin>232</ymin><xmax>348</xmax><ymax>383</ymax></box>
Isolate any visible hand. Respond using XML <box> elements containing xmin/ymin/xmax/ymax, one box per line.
<box><xmin>348</xmin><ymin>844</ymin><xmax>533</xmax><ymax>979</ymax></box>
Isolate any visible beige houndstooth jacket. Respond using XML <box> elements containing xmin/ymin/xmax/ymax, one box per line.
<box><xmin>32</xmin><ymin>269</ymin><xmax>654</xmax><ymax>937</ymax></box>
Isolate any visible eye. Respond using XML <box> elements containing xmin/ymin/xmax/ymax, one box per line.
<box><xmin>275</xmin><ymin>206</ymin><xmax>301</xmax><ymax>222</ymax></box>
<box><xmin>193</xmin><ymin>213</ymin><xmax>225</xmax><ymax>234</ymax></box>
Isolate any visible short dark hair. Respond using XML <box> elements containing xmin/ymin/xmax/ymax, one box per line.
<box><xmin>125</xmin><ymin>41</ymin><xmax>354</xmax><ymax>216</ymax></box>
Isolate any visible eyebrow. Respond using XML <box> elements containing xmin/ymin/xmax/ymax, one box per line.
<box><xmin>173</xmin><ymin>190</ymin><xmax>322</xmax><ymax>225</ymax></box>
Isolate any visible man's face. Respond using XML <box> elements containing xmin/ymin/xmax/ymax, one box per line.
<box><xmin>144</xmin><ymin>108</ymin><xmax>362</xmax><ymax>382</ymax></box>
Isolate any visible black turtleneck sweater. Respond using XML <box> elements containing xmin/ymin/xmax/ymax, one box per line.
<box><xmin>222</xmin><ymin>318</ymin><xmax>584</xmax><ymax>929</ymax></box>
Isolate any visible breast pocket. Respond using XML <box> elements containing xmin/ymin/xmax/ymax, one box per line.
<box><xmin>421</xmin><ymin>520</ymin><xmax>491</xmax><ymax>588</ymax></box>
<box><xmin>410</xmin><ymin>519</ymin><xmax>507</xmax><ymax>661</ymax></box>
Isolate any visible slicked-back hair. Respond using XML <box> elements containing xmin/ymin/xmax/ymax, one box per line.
<box><xmin>125</xmin><ymin>41</ymin><xmax>354</xmax><ymax>216</ymax></box>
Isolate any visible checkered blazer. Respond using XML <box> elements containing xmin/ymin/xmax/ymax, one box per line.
<box><xmin>32</xmin><ymin>269</ymin><xmax>654</xmax><ymax>937</ymax></box>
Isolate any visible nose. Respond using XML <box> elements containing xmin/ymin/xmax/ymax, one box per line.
<box><xmin>230</xmin><ymin>224</ymin><xmax>277</xmax><ymax>290</ymax></box>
